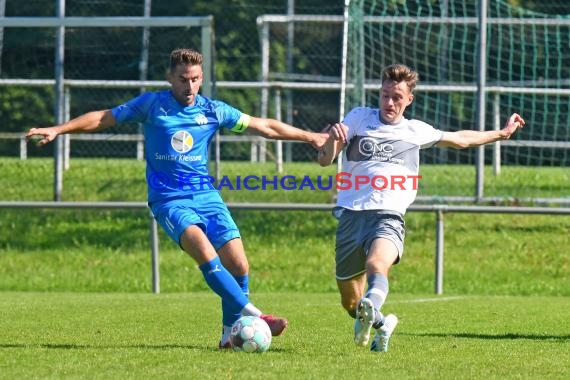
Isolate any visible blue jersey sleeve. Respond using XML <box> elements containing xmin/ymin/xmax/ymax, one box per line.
<box><xmin>211</xmin><ymin>100</ymin><xmax>250</xmax><ymax>134</ymax></box>
<box><xmin>111</xmin><ymin>92</ymin><xmax>157</xmax><ymax>124</ymax></box>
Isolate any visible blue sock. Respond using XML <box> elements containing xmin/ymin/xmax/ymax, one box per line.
<box><xmin>222</xmin><ymin>274</ymin><xmax>249</xmax><ymax>326</ymax></box>
<box><xmin>199</xmin><ymin>257</ymin><xmax>249</xmax><ymax>315</ymax></box>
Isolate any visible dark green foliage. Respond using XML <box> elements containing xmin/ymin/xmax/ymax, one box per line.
<box><xmin>0</xmin><ymin>87</ymin><xmax>53</xmax><ymax>131</ymax></box>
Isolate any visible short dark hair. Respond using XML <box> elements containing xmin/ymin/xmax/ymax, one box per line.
<box><xmin>382</xmin><ymin>64</ymin><xmax>419</xmax><ymax>93</ymax></box>
<box><xmin>169</xmin><ymin>49</ymin><xmax>203</xmax><ymax>72</ymax></box>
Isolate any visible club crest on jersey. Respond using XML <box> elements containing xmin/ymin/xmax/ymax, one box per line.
<box><xmin>171</xmin><ymin>130</ymin><xmax>194</xmax><ymax>153</ymax></box>
<box><xmin>195</xmin><ymin>114</ymin><xmax>208</xmax><ymax>125</ymax></box>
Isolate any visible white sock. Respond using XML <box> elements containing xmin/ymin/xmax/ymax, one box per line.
<box><xmin>221</xmin><ymin>325</ymin><xmax>232</xmax><ymax>344</ymax></box>
<box><xmin>367</xmin><ymin>273</ymin><xmax>389</xmax><ymax>328</ymax></box>
<box><xmin>240</xmin><ymin>302</ymin><xmax>262</xmax><ymax>317</ymax></box>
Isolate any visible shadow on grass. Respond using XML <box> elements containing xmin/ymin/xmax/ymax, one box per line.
<box><xmin>0</xmin><ymin>342</ymin><xmax>199</xmax><ymax>350</ymax></box>
<box><xmin>404</xmin><ymin>332</ymin><xmax>570</xmax><ymax>341</ymax></box>
<box><xmin>0</xmin><ymin>342</ymin><xmax>289</xmax><ymax>352</ymax></box>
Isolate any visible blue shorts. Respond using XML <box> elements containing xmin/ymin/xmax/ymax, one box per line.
<box><xmin>150</xmin><ymin>192</ymin><xmax>240</xmax><ymax>251</ymax></box>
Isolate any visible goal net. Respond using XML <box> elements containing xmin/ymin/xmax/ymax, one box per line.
<box><xmin>343</xmin><ymin>0</ymin><xmax>570</xmax><ymax>203</ymax></box>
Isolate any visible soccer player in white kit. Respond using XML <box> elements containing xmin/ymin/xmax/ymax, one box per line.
<box><xmin>318</xmin><ymin>64</ymin><xmax>525</xmax><ymax>352</ymax></box>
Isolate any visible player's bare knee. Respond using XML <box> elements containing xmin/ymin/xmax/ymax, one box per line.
<box><xmin>232</xmin><ymin>260</ymin><xmax>249</xmax><ymax>276</ymax></box>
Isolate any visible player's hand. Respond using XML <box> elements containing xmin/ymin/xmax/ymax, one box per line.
<box><xmin>501</xmin><ymin>113</ymin><xmax>525</xmax><ymax>139</ymax></box>
<box><xmin>325</xmin><ymin>122</ymin><xmax>348</xmax><ymax>143</ymax></box>
<box><xmin>25</xmin><ymin>127</ymin><xmax>59</xmax><ymax>146</ymax></box>
<box><xmin>310</xmin><ymin>132</ymin><xmax>329</xmax><ymax>150</ymax></box>
<box><xmin>316</xmin><ymin>122</ymin><xmax>348</xmax><ymax>166</ymax></box>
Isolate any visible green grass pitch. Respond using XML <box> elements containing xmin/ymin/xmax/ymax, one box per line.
<box><xmin>1</xmin><ymin>292</ymin><xmax>568</xmax><ymax>379</ymax></box>
<box><xmin>1</xmin><ymin>158</ymin><xmax>569</xmax><ymax>378</ymax></box>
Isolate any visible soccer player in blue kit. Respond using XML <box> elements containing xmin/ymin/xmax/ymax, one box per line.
<box><xmin>318</xmin><ymin>64</ymin><xmax>525</xmax><ymax>353</ymax></box>
<box><xmin>26</xmin><ymin>48</ymin><xmax>327</xmax><ymax>349</ymax></box>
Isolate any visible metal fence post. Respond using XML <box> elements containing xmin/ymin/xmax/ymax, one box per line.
<box><xmin>475</xmin><ymin>0</ymin><xmax>489</xmax><ymax>201</ymax></box>
<box><xmin>53</xmin><ymin>0</ymin><xmax>66</xmax><ymax>201</ymax></box>
<box><xmin>274</xmin><ymin>88</ymin><xmax>283</xmax><ymax>173</ymax></box>
<box><xmin>149</xmin><ymin>210</ymin><xmax>160</xmax><ymax>294</ymax></box>
<box><xmin>493</xmin><ymin>92</ymin><xmax>501</xmax><ymax>175</ymax></box>
<box><xmin>435</xmin><ymin>208</ymin><xmax>445</xmax><ymax>295</ymax></box>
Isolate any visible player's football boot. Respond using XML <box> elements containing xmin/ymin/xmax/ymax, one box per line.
<box><xmin>354</xmin><ymin>297</ymin><xmax>375</xmax><ymax>346</ymax></box>
<box><xmin>260</xmin><ymin>314</ymin><xmax>288</xmax><ymax>336</ymax></box>
<box><xmin>370</xmin><ymin>314</ymin><xmax>398</xmax><ymax>352</ymax></box>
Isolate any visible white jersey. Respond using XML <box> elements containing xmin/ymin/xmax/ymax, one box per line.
<box><xmin>336</xmin><ymin>107</ymin><xmax>443</xmax><ymax>215</ymax></box>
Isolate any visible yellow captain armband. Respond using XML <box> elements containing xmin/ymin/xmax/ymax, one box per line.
<box><xmin>230</xmin><ymin>114</ymin><xmax>251</xmax><ymax>133</ymax></box>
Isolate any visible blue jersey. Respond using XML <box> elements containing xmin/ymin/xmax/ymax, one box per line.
<box><xmin>112</xmin><ymin>91</ymin><xmax>248</xmax><ymax>203</ymax></box>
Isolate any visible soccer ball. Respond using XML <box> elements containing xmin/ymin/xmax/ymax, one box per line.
<box><xmin>230</xmin><ymin>316</ymin><xmax>272</xmax><ymax>353</ymax></box>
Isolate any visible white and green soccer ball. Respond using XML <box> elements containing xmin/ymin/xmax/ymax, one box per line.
<box><xmin>230</xmin><ymin>316</ymin><xmax>272</xmax><ymax>353</ymax></box>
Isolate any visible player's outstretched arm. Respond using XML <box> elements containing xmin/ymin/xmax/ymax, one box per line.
<box><xmin>318</xmin><ymin>122</ymin><xmax>348</xmax><ymax>167</ymax></box>
<box><xmin>246</xmin><ymin>116</ymin><xmax>328</xmax><ymax>150</ymax></box>
<box><xmin>26</xmin><ymin>109</ymin><xmax>117</xmax><ymax>146</ymax></box>
<box><xmin>437</xmin><ymin>113</ymin><xmax>525</xmax><ymax>149</ymax></box>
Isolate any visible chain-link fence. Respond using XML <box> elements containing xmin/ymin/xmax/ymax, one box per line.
<box><xmin>0</xmin><ymin>1</ymin><xmax>344</xmax><ymax>203</ymax></box>
<box><xmin>0</xmin><ymin>1</ymin><xmax>569</xmax><ymax>204</ymax></box>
